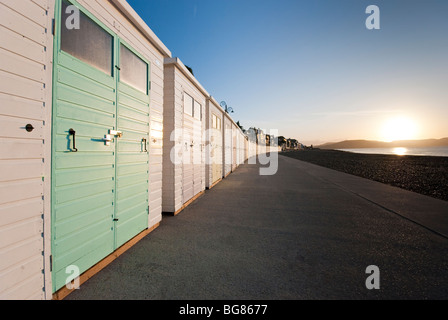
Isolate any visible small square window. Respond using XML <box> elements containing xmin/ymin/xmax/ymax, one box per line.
<box><xmin>184</xmin><ymin>94</ymin><xmax>193</xmax><ymax>116</ymax></box>
<box><xmin>194</xmin><ymin>101</ymin><xmax>201</xmax><ymax>120</ymax></box>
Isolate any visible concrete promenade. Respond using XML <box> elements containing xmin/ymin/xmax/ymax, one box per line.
<box><xmin>66</xmin><ymin>155</ymin><xmax>448</xmax><ymax>300</ymax></box>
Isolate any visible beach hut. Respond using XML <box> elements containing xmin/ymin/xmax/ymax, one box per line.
<box><xmin>162</xmin><ymin>58</ymin><xmax>207</xmax><ymax>215</ymax></box>
<box><xmin>222</xmin><ymin>113</ymin><xmax>247</xmax><ymax>174</ymax></box>
<box><xmin>232</xmin><ymin>123</ymin><xmax>238</xmax><ymax>171</ymax></box>
<box><xmin>234</xmin><ymin>125</ymin><xmax>245</xmax><ymax>166</ymax></box>
<box><xmin>223</xmin><ymin>116</ymin><xmax>233</xmax><ymax>177</ymax></box>
<box><xmin>205</xmin><ymin>97</ymin><xmax>225</xmax><ymax>189</ymax></box>
<box><xmin>240</xmin><ymin>134</ymin><xmax>247</xmax><ymax>165</ymax></box>
<box><xmin>0</xmin><ymin>0</ymin><xmax>170</xmax><ymax>299</ymax></box>
<box><xmin>245</xmin><ymin>135</ymin><xmax>250</xmax><ymax>160</ymax></box>
<box><xmin>245</xmin><ymin>127</ymin><xmax>262</xmax><ymax>159</ymax></box>
<box><xmin>0</xmin><ymin>0</ymin><xmax>55</xmax><ymax>299</ymax></box>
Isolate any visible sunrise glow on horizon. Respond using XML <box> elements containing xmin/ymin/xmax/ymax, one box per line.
<box><xmin>379</xmin><ymin>116</ymin><xmax>420</xmax><ymax>143</ymax></box>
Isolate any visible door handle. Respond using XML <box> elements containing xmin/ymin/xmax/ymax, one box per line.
<box><xmin>69</xmin><ymin>128</ymin><xmax>78</xmax><ymax>152</ymax></box>
<box><xmin>25</xmin><ymin>124</ymin><xmax>34</xmax><ymax>132</ymax></box>
<box><xmin>142</xmin><ymin>138</ymin><xmax>148</xmax><ymax>152</ymax></box>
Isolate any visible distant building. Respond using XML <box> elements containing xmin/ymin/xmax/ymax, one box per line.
<box><xmin>285</xmin><ymin>138</ymin><xmax>300</xmax><ymax>150</ymax></box>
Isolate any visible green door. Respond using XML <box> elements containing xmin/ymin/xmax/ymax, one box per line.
<box><xmin>51</xmin><ymin>0</ymin><xmax>150</xmax><ymax>292</ymax></box>
<box><xmin>115</xmin><ymin>43</ymin><xmax>150</xmax><ymax>249</ymax></box>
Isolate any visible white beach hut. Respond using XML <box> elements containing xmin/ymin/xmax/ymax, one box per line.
<box><xmin>232</xmin><ymin>122</ymin><xmax>238</xmax><ymax>172</ymax></box>
<box><xmin>222</xmin><ymin>113</ymin><xmax>247</xmax><ymax>175</ymax></box>
<box><xmin>223</xmin><ymin>116</ymin><xmax>233</xmax><ymax>177</ymax></box>
<box><xmin>239</xmin><ymin>132</ymin><xmax>247</xmax><ymax>165</ymax></box>
<box><xmin>0</xmin><ymin>0</ymin><xmax>170</xmax><ymax>299</ymax></box>
<box><xmin>205</xmin><ymin>97</ymin><xmax>225</xmax><ymax>189</ymax></box>
<box><xmin>163</xmin><ymin>58</ymin><xmax>207</xmax><ymax>215</ymax></box>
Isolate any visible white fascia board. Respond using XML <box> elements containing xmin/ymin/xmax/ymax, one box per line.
<box><xmin>109</xmin><ymin>0</ymin><xmax>172</xmax><ymax>58</ymax></box>
<box><xmin>164</xmin><ymin>57</ymin><xmax>210</xmax><ymax>99</ymax></box>
<box><xmin>208</xmin><ymin>96</ymin><xmax>221</xmax><ymax>110</ymax></box>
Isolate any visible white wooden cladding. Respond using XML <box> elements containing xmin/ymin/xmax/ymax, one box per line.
<box><xmin>0</xmin><ymin>0</ymin><xmax>260</xmax><ymax>300</ymax></box>
<box><xmin>223</xmin><ymin>118</ymin><xmax>232</xmax><ymax>176</ymax></box>
<box><xmin>205</xmin><ymin>98</ymin><xmax>224</xmax><ymax>188</ymax></box>
<box><xmin>0</xmin><ymin>0</ymin><xmax>168</xmax><ymax>299</ymax></box>
<box><xmin>163</xmin><ymin>58</ymin><xmax>206</xmax><ymax>213</ymax></box>
<box><xmin>205</xmin><ymin>97</ymin><xmax>249</xmax><ymax>188</ymax></box>
<box><xmin>0</xmin><ymin>0</ymin><xmax>53</xmax><ymax>300</ymax></box>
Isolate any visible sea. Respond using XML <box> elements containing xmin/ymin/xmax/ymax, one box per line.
<box><xmin>338</xmin><ymin>146</ymin><xmax>448</xmax><ymax>157</ymax></box>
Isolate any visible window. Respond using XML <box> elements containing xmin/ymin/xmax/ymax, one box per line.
<box><xmin>212</xmin><ymin>114</ymin><xmax>221</xmax><ymax>130</ymax></box>
<box><xmin>194</xmin><ymin>101</ymin><xmax>201</xmax><ymax>120</ymax></box>
<box><xmin>184</xmin><ymin>93</ymin><xmax>193</xmax><ymax>116</ymax></box>
<box><xmin>120</xmin><ymin>44</ymin><xmax>148</xmax><ymax>94</ymax></box>
<box><xmin>184</xmin><ymin>93</ymin><xmax>202</xmax><ymax>119</ymax></box>
<box><xmin>61</xmin><ymin>0</ymin><xmax>113</xmax><ymax>75</ymax></box>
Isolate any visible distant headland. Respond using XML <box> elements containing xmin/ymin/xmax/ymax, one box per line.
<box><xmin>318</xmin><ymin>137</ymin><xmax>448</xmax><ymax>149</ymax></box>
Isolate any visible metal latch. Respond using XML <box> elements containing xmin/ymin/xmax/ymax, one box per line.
<box><xmin>109</xmin><ymin>130</ymin><xmax>123</xmax><ymax>138</ymax></box>
<box><xmin>102</xmin><ymin>134</ymin><xmax>113</xmax><ymax>146</ymax></box>
<box><xmin>101</xmin><ymin>130</ymin><xmax>122</xmax><ymax>146</ymax></box>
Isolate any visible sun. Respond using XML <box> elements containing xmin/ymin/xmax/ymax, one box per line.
<box><xmin>380</xmin><ymin>116</ymin><xmax>419</xmax><ymax>142</ymax></box>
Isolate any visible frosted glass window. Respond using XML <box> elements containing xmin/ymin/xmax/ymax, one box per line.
<box><xmin>120</xmin><ymin>44</ymin><xmax>148</xmax><ymax>94</ymax></box>
<box><xmin>194</xmin><ymin>101</ymin><xmax>201</xmax><ymax>120</ymax></box>
<box><xmin>217</xmin><ymin>118</ymin><xmax>221</xmax><ymax>130</ymax></box>
<box><xmin>212</xmin><ymin>114</ymin><xmax>217</xmax><ymax>129</ymax></box>
<box><xmin>61</xmin><ymin>1</ymin><xmax>113</xmax><ymax>75</ymax></box>
<box><xmin>184</xmin><ymin>94</ymin><xmax>193</xmax><ymax>116</ymax></box>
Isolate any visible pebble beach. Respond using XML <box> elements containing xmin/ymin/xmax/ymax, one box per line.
<box><xmin>282</xmin><ymin>149</ymin><xmax>448</xmax><ymax>202</ymax></box>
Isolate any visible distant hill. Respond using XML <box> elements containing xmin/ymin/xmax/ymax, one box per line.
<box><xmin>318</xmin><ymin>138</ymin><xmax>448</xmax><ymax>149</ymax></box>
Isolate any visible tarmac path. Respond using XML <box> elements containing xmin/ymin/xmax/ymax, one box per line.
<box><xmin>66</xmin><ymin>155</ymin><xmax>448</xmax><ymax>300</ymax></box>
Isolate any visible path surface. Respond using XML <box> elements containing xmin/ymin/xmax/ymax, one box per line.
<box><xmin>66</xmin><ymin>155</ymin><xmax>448</xmax><ymax>300</ymax></box>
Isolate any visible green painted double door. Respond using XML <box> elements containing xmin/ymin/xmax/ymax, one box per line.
<box><xmin>52</xmin><ymin>0</ymin><xmax>151</xmax><ymax>292</ymax></box>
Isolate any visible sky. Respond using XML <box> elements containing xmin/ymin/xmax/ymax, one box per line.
<box><xmin>128</xmin><ymin>0</ymin><xmax>448</xmax><ymax>145</ymax></box>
